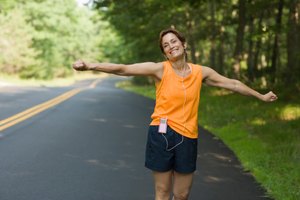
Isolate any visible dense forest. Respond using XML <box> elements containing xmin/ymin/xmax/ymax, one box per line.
<box><xmin>92</xmin><ymin>0</ymin><xmax>300</xmax><ymax>90</ymax></box>
<box><xmin>0</xmin><ymin>0</ymin><xmax>112</xmax><ymax>79</ymax></box>
<box><xmin>0</xmin><ymin>0</ymin><xmax>299</xmax><ymax>91</ymax></box>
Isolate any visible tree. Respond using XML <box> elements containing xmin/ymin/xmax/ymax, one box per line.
<box><xmin>286</xmin><ymin>0</ymin><xmax>300</xmax><ymax>87</ymax></box>
<box><xmin>270</xmin><ymin>0</ymin><xmax>284</xmax><ymax>84</ymax></box>
<box><xmin>0</xmin><ymin>0</ymin><xmax>104</xmax><ymax>79</ymax></box>
<box><xmin>91</xmin><ymin>0</ymin><xmax>299</xmax><ymax>89</ymax></box>
<box><xmin>0</xmin><ymin>8</ymin><xmax>38</xmax><ymax>74</ymax></box>
<box><xmin>233</xmin><ymin>0</ymin><xmax>246</xmax><ymax>79</ymax></box>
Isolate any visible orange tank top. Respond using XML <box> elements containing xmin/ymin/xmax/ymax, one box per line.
<box><xmin>150</xmin><ymin>61</ymin><xmax>203</xmax><ymax>139</ymax></box>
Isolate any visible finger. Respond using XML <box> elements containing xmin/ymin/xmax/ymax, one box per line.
<box><xmin>73</xmin><ymin>63</ymin><xmax>83</xmax><ymax>69</ymax></box>
<box><xmin>78</xmin><ymin>59</ymin><xmax>84</xmax><ymax>65</ymax></box>
<box><xmin>73</xmin><ymin>60</ymin><xmax>80</xmax><ymax>66</ymax></box>
<box><xmin>269</xmin><ymin>91</ymin><xmax>277</xmax><ymax>99</ymax></box>
<box><xmin>73</xmin><ymin>63</ymin><xmax>80</xmax><ymax>68</ymax></box>
<box><xmin>270</xmin><ymin>95</ymin><xmax>278</xmax><ymax>101</ymax></box>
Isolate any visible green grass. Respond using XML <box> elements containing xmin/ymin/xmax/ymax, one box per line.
<box><xmin>0</xmin><ymin>72</ymin><xmax>107</xmax><ymax>87</ymax></box>
<box><xmin>117</xmin><ymin>80</ymin><xmax>300</xmax><ymax>200</ymax></box>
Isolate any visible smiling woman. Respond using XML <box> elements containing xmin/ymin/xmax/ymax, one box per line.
<box><xmin>73</xmin><ymin>27</ymin><xmax>278</xmax><ymax>200</ymax></box>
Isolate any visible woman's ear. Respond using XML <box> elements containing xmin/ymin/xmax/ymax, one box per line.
<box><xmin>183</xmin><ymin>42</ymin><xmax>187</xmax><ymax>50</ymax></box>
<box><xmin>162</xmin><ymin>52</ymin><xmax>169</xmax><ymax>60</ymax></box>
<box><xmin>163</xmin><ymin>54</ymin><xmax>169</xmax><ymax>60</ymax></box>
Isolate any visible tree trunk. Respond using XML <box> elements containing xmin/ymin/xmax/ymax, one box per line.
<box><xmin>270</xmin><ymin>0</ymin><xmax>284</xmax><ymax>84</ymax></box>
<box><xmin>253</xmin><ymin>10</ymin><xmax>264</xmax><ymax>79</ymax></box>
<box><xmin>286</xmin><ymin>0</ymin><xmax>300</xmax><ymax>86</ymax></box>
<box><xmin>188</xmin><ymin>32</ymin><xmax>197</xmax><ymax>63</ymax></box>
<box><xmin>209</xmin><ymin>0</ymin><xmax>216</xmax><ymax>68</ymax></box>
<box><xmin>185</xmin><ymin>7</ymin><xmax>197</xmax><ymax>63</ymax></box>
<box><xmin>247</xmin><ymin>13</ymin><xmax>255</xmax><ymax>81</ymax></box>
<box><xmin>218</xmin><ymin>28</ymin><xmax>225</xmax><ymax>75</ymax></box>
<box><xmin>233</xmin><ymin>0</ymin><xmax>246</xmax><ymax>78</ymax></box>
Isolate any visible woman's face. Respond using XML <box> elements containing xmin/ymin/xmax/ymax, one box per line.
<box><xmin>161</xmin><ymin>33</ymin><xmax>185</xmax><ymax>61</ymax></box>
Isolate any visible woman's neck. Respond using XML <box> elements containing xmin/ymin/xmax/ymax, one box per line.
<box><xmin>169</xmin><ymin>58</ymin><xmax>191</xmax><ymax>78</ymax></box>
<box><xmin>169</xmin><ymin>58</ymin><xmax>187</xmax><ymax>71</ymax></box>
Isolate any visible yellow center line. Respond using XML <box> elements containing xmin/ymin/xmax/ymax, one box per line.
<box><xmin>0</xmin><ymin>79</ymin><xmax>101</xmax><ymax>132</ymax></box>
<box><xmin>89</xmin><ymin>79</ymin><xmax>102</xmax><ymax>88</ymax></box>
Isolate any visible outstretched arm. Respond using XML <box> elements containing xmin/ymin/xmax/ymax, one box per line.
<box><xmin>202</xmin><ymin>66</ymin><xmax>278</xmax><ymax>102</ymax></box>
<box><xmin>73</xmin><ymin>60</ymin><xmax>163</xmax><ymax>81</ymax></box>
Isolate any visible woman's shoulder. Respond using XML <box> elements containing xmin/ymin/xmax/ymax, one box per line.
<box><xmin>189</xmin><ymin>63</ymin><xmax>204</xmax><ymax>72</ymax></box>
<box><xmin>189</xmin><ymin>63</ymin><xmax>212</xmax><ymax>71</ymax></box>
<box><xmin>189</xmin><ymin>62</ymin><xmax>203</xmax><ymax>67</ymax></box>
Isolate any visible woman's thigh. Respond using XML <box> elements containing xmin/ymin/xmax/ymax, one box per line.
<box><xmin>153</xmin><ymin>170</ymin><xmax>173</xmax><ymax>189</ymax></box>
<box><xmin>153</xmin><ymin>170</ymin><xmax>173</xmax><ymax>199</ymax></box>
<box><xmin>173</xmin><ymin>172</ymin><xmax>194</xmax><ymax>199</ymax></box>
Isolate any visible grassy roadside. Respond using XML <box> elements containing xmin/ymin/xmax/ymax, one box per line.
<box><xmin>0</xmin><ymin>72</ymin><xmax>107</xmax><ymax>87</ymax></box>
<box><xmin>116</xmin><ymin>80</ymin><xmax>300</xmax><ymax>200</ymax></box>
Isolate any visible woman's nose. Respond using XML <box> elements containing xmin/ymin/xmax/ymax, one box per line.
<box><xmin>169</xmin><ymin>43</ymin><xmax>175</xmax><ymax>49</ymax></box>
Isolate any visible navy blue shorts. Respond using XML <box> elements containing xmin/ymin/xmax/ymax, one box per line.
<box><xmin>145</xmin><ymin>125</ymin><xmax>198</xmax><ymax>174</ymax></box>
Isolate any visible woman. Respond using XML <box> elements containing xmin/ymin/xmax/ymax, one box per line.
<box><xmin>73</xmin><ymin>28</ymin><xmax>277</xmax><ymax>200</ymax></box>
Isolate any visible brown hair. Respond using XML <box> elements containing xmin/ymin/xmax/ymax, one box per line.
<box><xmin>159</xmin><ymin>28</ymin><xmax>187</xmax><ymax>60</ymax></box>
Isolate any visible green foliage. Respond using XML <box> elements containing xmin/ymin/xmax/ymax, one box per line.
<box><xmin>0</xmin><ymin>0</ymin><xmax>27</xmax><ymax>11</ymax></box>
<box><xmin>132</xmin><ymin>76</ymin><xmax>153</xmax><ymax>85</ymax></box>
<box><xmin>115</xmin><ymin>80</ymin><xmax>156</xmax><ymax>98</ymax></box>
<box><xmin>93</xmin><ymin>0</ymin><xmax>300</xmax><ymax>89</ymax></box>
<box><xmin>20</xmin><ymin>0</ymin><xmax>100</xmax><ymax>79</ymax></box>
<box><xmin>0</xmin><ymin>0</ymin><xmax>113</xmax><ymax>79</ymax></box>
<box><xmin>0</xmin><ymin>8</ymin><xmax>39</xmax><ymax>74</ymax></box>
<box><xmin>94</xmin><ymin>0</ymin><xmax>238</xmax><ymax>67</ymax></box>
<box><xmin>199</xmin><ymin>86</ymin><xmax>300</xmax><ymax>200</ymax></box>
<box><xmin>2</xmin><ymin>0</ymin><xmax>298</xmax><ymax>85</ymax></box>
<box><xmin>93</xmin><ymin>16</ymin><xmax>130</xmax><ymax>63</ymax></box>
<box><xmin>94</xmin><ymin>0</ymin><xmax>189</xmax><ymax>62</ymax></box>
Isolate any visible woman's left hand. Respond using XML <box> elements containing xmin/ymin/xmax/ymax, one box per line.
<box><xmin>261</xmin><ymin>91</ymin><xmax>278</xmax><ymax>102</ymax></box>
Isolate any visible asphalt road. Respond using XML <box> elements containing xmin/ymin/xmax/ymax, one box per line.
<box><xmin>0</xmin><ymin>77</ymin><xmax>272</xmax><ymax>200</ymax></box>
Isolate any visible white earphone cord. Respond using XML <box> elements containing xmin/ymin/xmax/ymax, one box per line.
<box><xmin>163</xmin><ymin>71</ymin><xmax>187</xmax><ymax>151</ymax></box>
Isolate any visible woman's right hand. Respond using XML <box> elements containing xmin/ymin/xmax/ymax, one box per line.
<box><xmin>260</xmin><ymin>91</ymin><xmax>278</xmax><ymax>102</ymax></box>
<box><xmin>72</xmin><ymin>60</ymin><xmax>90</xmax><ymax>71</ymax></box>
